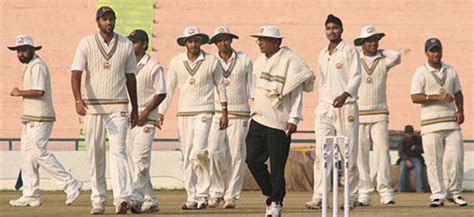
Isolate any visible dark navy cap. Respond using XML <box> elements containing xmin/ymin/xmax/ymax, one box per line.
<box><xmin>96</xmin><ymin>6</ymin><xmax>116</xmax><ymax>19</ymax></box>
<box><xmin>128</xmin><ymin>29</ymin><xmax>149</xmax><ymax>43</ymax></box>
<box><xmin>425</xmin><ymin>38</ymin><xmax>442</xmax><ymax>51</ymax></box>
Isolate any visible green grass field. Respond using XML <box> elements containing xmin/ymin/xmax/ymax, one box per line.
<box><xmin>1</xmin><ymin>190</ymin><xmax>473</xmax><ymax>217</ymax></box>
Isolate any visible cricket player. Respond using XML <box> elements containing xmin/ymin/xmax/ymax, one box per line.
<box><xmin>410</xmin><ymin>38</ymin><xmax>467</xmax><ymax>207</ymax></box>
<box><xmin>126</xmin><ymin>29</ymin><xmax>167</xmax><ymax>213</ymax></box>
<box><xmin>306</xmin><ymin>14</ymin><xmax>362</xmax><ymax>209</ymax></box>
<box><xmin>354</xmin><ymin>25</ymin><xmax>401</xmax><ymax>206</ymax></box>
<box><xmin>157</xmin><ymin>26</ymin><xmax>228</xmax><ymax>210</ymax></box>
<box><xmin>70</xmin><ymin>6</ymin><xmax>138</xmax><ymax>215</ymax></box>
<box><xmin>8</xmin><ymin>35</ymin><xmax>82</xmax><ymax>207</ymax></box>
<box><xmin>207</xmin><ymin>26</ymin><xmax>253</xmax><ymax>209</ymax></box>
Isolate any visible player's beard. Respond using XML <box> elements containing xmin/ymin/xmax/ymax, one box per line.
<box><xmin>19</xmin><ymin>53</ymin><xmax>34</xmax><ymax>64</ymax></box>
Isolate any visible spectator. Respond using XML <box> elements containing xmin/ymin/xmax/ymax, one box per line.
<box><xmin>397</xmin><ymin>125</ymin><xmax>425</xmax><ymax>192</ymax></box>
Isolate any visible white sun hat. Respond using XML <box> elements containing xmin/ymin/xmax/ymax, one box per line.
<box><xmin>209</xmin><ymin>26</ymin><xmax>239</xmax><ymax>44</ymax></box>
<box><xmin>176</xmin><ymin>26</ymin><xmax>210</xmax><ymax>46</ymax></box>
<box><xmin>250</xmin><ymin>25</ymin><xmax>285</xmax><ymax>39</ymax></box>
<box><xmin>354</xmin><ymin>25</ymin><xmax>385</xmax><ymax>46</ymax></box>
<box><xmin>8</xmin><ymin>35</ymin><xmax>42</xmax><ymax>51</ymax></box>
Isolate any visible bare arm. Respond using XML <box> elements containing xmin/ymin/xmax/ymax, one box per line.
<box><xmin>137</xmin><ymin>93</ymin><xmax>166</xmax><ymax>126</ymax></box>
<box><xmin>454</xmin><ymin>91</ymin><xmax>464</xmax><ymax>124</ymax></box>
<box><xmin>71</xmin><ymin>71</ymin><xmax>83</xmax><ymax>102</ymax></box>
<box><xmin>212</xmin><ymin>60</ymin><xmax>228</xmax><ymax>130</ymax></box>
<box><xmin>455</xmin><ymin>91</ymin><xmax>463</xmax><ymax>112</ymax></box>
<box><xmin>126</xmin><ymin>73</ymin><xmax>139</xmax><ymax>128</ymax></box>
<box><xmin>126</xmin><ymin>73</ymin><xmax>138</xmax><ymax>111</ymax></box>
<box><xmin>71</xmin><ymin>70</ymin><xmax>87</xmax><ymax>116</ymax></box>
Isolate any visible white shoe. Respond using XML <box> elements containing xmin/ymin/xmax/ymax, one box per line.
<box><xmin>430</xmin><ymin>199</ymin><xmax>444</xmax><ymax>208</ymax></box>
<box><xmin>208</xmin><ymin>197</ymin><xmax>221</xmax><ymax>208</ymax></box>
<box><xmin>90</xmin><ymin>203</ymin><xmax>105</xmax><ymax>215</ymax></box>
<box><xmin>9</xmin><ymin>197</ymin><xmax>41</xmax><ymax>207</ymax></box>
<box><xmin>65</xmin><ymin>181</ymin><xmax>82</xmax><ymax>205</ymax></box>
<box><xmin>224</xmin><ymin>199</ymin><xmax>236</xmax><ymax>209</ymax></box>
<box><xmin>115</xmin><ymin>199</ymin><xmax>129</xmax><ymax>214</ymax></box>
<box><xmin>381</xmin><ymin>194</ymin><xmax>395</xmax><ymax>205</ymax></box>
<box><xmin>355</xmin><ymin>197</ymin><xmax>371</xmax><ymax>206</ymax></box>
<box><xmin>182</xmin><ymin>201</ymin><xmax>198</xmax><ymax>210</ymax></box>
<box><xmin>267</xmin><ymin>202</ymin><xmax>282</xmax><ymax>217</ymax></box>
<box><xmin>305</xmin><ymin>199</ymin><xmax>322</xmax><ymax>209</ymax></box>
<box><xmin>448</xmin><ymin>195</ymin><xmax>468</xmax><ymax>207</ymax></box>
<box><xmin>141</xmin><ymin>200</ymin><xmax>159</xmax><ymax>213</ymax></box>
<box><xmin>265</xmin><ymin>204</ymin><xmax>273</xmax><ymax>216</ymax></box>
<box><xmin>197</xmin><ymin>197</ymin><xmax>208</xmax><ymax>209</ymax></box>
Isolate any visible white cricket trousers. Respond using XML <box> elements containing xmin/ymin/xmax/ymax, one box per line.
<box><xmin>177</xmin><ymin>113</ymin><xmax>213</xmax><ymax>202</ymax></box>
<box><xmin>208</xmin><ymin>116</ymin><xmax>249</xmax><ymax>201</ymax></box>
<box><xmin>357</xmin><ymin>121</ymin><xmax>394</xmax><ymax>201</ymax></box>
<box><xmin>422</xmin><ymin>129</ymin><xmax>464</xmax><ymax>200</ymax></box>
<box><xmin>312</xmin><ymin>102</ymin><xmax>360</xmax><ymax>202</ymax></box>
<box><xmin>85</xmin><ymin>112</ymin><xmax>132</xmax><ymax>206</ymax></box>
<box><xmin>127</xmin><ymin>124</ymin><xmax>158</xmax><ymax>204</ymax></box>
<box><xmin>20</xmin><ymin>121</ymin><xmax>80</xmax><ymax>198</ymax></box>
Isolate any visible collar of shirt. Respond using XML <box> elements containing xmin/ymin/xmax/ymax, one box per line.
<box><xmin>216</xmin><ymin>50</ymin><xmax>236</xmax><ymax>68</ymax></box>
<box><xmin>424</xmin><ymin>61</ymin><xmax>446</xmax><ymax>76</ymax></box>
<box><xmin>360</xmin><ymin>50</ymin><xmax>383</xmax><ymax>60</ymax></box>
<box><xmin>137</xmin><ymin>53</ymin><xmax>150</xmax><ymax>67</ymax></box>
<box><xmin>360</xmin><ymin>50</ymin><xmax>383</xmax><ymax>65</ymax></box>
<box><xmin>323</xmin><ymin>40</ymin><xmax>346</xmax><ymax>55</ymax></box>
<box><xmin>97</xmin><ymin>32</ymin><xmax>117</xmax><ymax>51</ymax></box>
<box><xmin>183</xmin><ymin>50</ymin><xmax>205</xmax><ymax>65</ymax></box>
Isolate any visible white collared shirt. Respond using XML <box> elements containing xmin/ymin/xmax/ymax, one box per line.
<box><xmin>411</xmin><ymin>62</ymin><xmax>462</xmax><ymax>95</ymax></box>
<box><xmin>137</xmin><ymin>54</ymin><xmax>166</xmax><ymax>95</ymax></box>
<box><xmin>24</xmin><ymin>55</ymin><xmax>47</xmax><ymax>91</ymax></box>
<box><xmin>318</xmin><ymin>40</ymin><xmax>362</xmax><ymax>104</ymax></box>
<box><xmin>216</xmin><ymin>50</ymin><xmax>254</xmax><ymax>98</ymax></box>
<box><xmin>184</xmin><ymin>50</ymin><xmax>205</xmax><ymax>66</ymax></box>
<box><xmin>410</xmin><ymin>61</ymin><xmax>462</xmax><ymax>134</ymax></box>
<box><xmin>70</xmin><ymin>32</ymin><xmax>136</xmax><ymax>75</ymax></box>
<box><xmin>216</xmin><ymin>50</ymin><xmax>236</xmax><ymax>71</ymax></box>
<box><xmin>157</xmin><ymin>49</ymin><xmax>227</xmax><ymax>115</ymax></box>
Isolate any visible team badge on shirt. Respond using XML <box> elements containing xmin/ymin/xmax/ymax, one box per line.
<box><xmin>143</xmin><ymin>127</ymin><xmax>151</xmax><ymax>133</ymax></box>
<box><xmin>201</xmin><ymin>116</ymin><xmax>208</xmax><ymax>123</ymax></box>
<box><xmin>336</xmin><ymin>63</ymin><xmax>343</xmax><ymax>69</ymax></box>
<box><xmin>29</xmin><ymin>122</ymin><xmax>35</xmax><ymax>128</ymax></box>
<box><xmin>348</xmin><ymin>116</ymin><xmax>355</xmax><ymax>122</ymax></box>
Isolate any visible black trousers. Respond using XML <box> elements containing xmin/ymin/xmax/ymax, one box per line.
<box><xmin>245</xmin><ymin>120</ymin><xmax>291</xmax><ymax>204</ymax></box>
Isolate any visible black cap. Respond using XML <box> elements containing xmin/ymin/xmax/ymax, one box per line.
<box><xmin>404</xmin><ymin>125</ymin><xmax>414</xmax><ymax>134</ymax></box>
<box><xmin>128</xmin><ymin>29</ymin><xmax>149</xmax><ymax>43</ymax></box>
<box><xmin>96</xmin><ymin>6</ymin><xmax>116</xmax><ymax>19</ymax></box>
<box><xmin>425</xmin><ymin>38</ymin><xmax>442</xmax><ymax>51</ymax></box>
<box><xmin>325</xmin><ymin>14</ymin><xmax>343</xmax><ymax>28</ymax></box>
